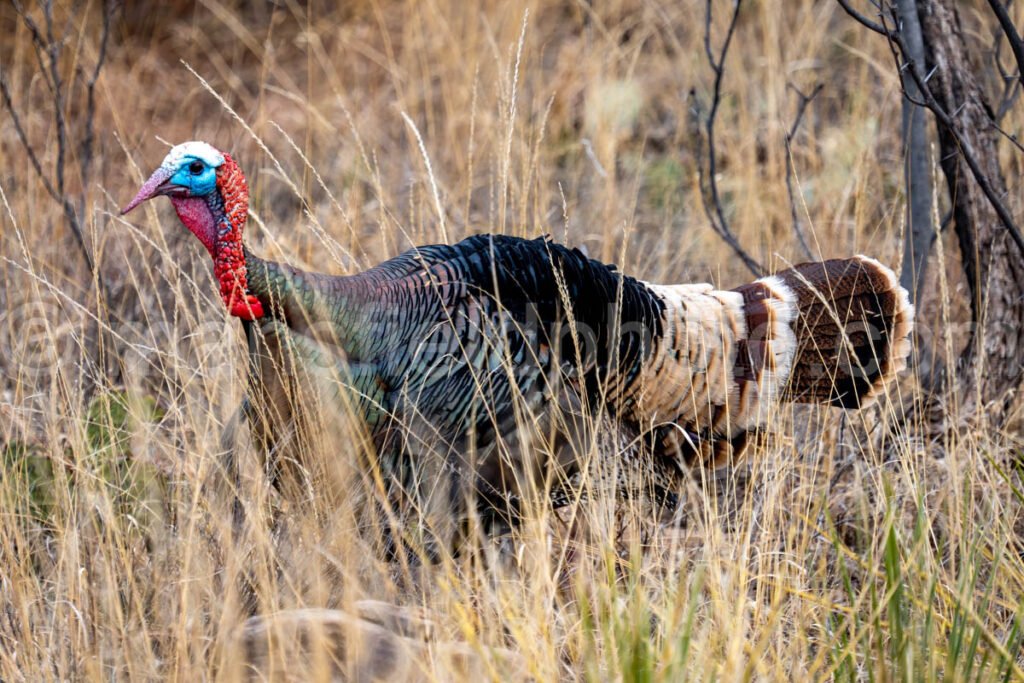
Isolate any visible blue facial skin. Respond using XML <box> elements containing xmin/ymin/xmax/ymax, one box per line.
<box><xmin>168</xmin><ymin>156</ymin><xmax>220</xmax><ymax>197</ymax></box>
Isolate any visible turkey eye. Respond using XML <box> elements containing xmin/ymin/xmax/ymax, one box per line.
<box><xmin>188</xmin><ymin>161</ymin><xmax>204</xmax><ymax>175</ymax></box>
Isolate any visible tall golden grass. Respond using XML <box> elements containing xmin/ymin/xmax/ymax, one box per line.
<box><xmin>1</xmin><ymin>0</ymin><xmax>1023</xmax><ymax>680</ymax></box>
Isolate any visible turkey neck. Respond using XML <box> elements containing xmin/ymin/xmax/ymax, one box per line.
<box><xmin>243</xmin><ymin>248</ymin><xmax>369</xmax><ymax>358</ymax></box>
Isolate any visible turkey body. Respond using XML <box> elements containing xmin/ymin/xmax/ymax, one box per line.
<box><xmin>241</xmin><ymin>233</ymin><xmax>912</xmax><ymax>529</ymax></box>
<box><xmin>245</xmin><ymin>234</ymin><xmax>668</xmax><ymax>524</ymax></box>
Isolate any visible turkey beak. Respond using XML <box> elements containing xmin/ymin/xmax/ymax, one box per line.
<box><xmin>121</xmin><ymin>167</ymin><xmax>186</xmax><ymax>215</ymax></box>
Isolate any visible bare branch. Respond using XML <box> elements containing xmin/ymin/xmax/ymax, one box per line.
<box><xmin>5</xmin><ymin>0</ymin><xmax>106</xmax><ymax>276</ymax></box>
<box><xmin>788</xmin><ymin>84</ymin><xmax>822</xmax><ymax>137</ymax></box>
<box><xmin>12</xmin><ymin>0</ymin><xmax>58</xmax><ymax>97</ymax></box>
<box><xmin>697</xmin><ymin>0</ymin><xmax>763</xmax><ymax>277</ymax></box>
<box><xmin>835</xmin><ymin>0</ymin><xmax>891</xmax><ymax>36</ymax></box>
<box><xmin>41</xmin><ymin>2</ymin><xmax>69</xmax><ymax>213</ymax></box>
<box><xmin>992</xmin><ymin>14</ymin><xmax>1023</xmax><ymax>121</ymax></box>
<box><xmin>995</xmin><ymin>80</ymin><xmax>1021</xmax><ymax>122</ymax></box>
<box><xmin>990</xmin><ymin>118</ymin><xmax>1024</xmax><ymax>153</ymax></box>
<box><xmin>80</xmin><ymin>0</ymin><xmax>114</xmax><ymax>200</ymax></box>
<box><xmin>784</xmin><ymin>83</ymin><xmax>823</xmax><ymax>261</ymax></box>
<box><xmin>880</xmin><ymin>8</ymin><xmax>1024</xmax><ymax>259</ymax></box>
<box><xmin>0</xmin><ymin>73</ymin><xmax>63</xmax><ymax>205</ymax></box>
<box><xmin>987</xmin><ymin>0</ymin><xmax>1024</xmax><ymax>91</ymax></box>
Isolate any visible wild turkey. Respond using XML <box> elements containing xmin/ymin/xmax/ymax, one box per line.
<box><xmin>121</xmin><ymin>141</ymin><xmax>913</xmax><ymax>531</ymax></box>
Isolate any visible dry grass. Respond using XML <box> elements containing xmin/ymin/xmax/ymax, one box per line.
<box><xmin>2</xmin><ymin>0</ymin><xmax>1024</xmax><ymax>680</ymax></box>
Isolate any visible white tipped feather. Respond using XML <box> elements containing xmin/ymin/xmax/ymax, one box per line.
<box><xmin>620</xmin><ymin>255</ymin><xmax>913</xmax><ymax>464</ymax></box>
<box><xmin>747</xmin><ymin>274</ymin><xmax>798</xmax><ymax>424</ymax></box>
<box><xmin>848</xmin><ymin>255</ymin><xmax>915</xmax><ymax>407</ymax></box>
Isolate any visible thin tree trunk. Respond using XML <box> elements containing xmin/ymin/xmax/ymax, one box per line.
<box><xmin>918</xmin><ymin>0</ymin><xmax>1024</xmax><ymax>419</ymax></box>
<box><xmin>896</xmin><ymin>0</ymin><xmax>937</xmax><ymax>386</ymax></box>
<box><xmin>897</xmin><ymin>0</ymin><xmax>933</xmax><ymax>308</ymax></box>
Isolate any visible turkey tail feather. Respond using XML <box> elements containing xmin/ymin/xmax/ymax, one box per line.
<box><xmin>736</xmin><ymin>256</ymin><xmax>914</xmax><ymax>410</ymax></box>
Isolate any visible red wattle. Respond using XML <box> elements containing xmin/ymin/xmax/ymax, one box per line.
<box><xmin>230</xmin><ymin>295</ymin><xmax>265</xmax><ymax>320</ymax></box>
<box><xmin>214</xmin><ymin>153</ymin><xmax>265</xmax><ymax>321</ymax></box>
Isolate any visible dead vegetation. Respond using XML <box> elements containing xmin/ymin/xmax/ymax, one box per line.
<box><xmin>1</xmin><ymin>0</ymin><xmax>1023</xmax><ymax>680</ymax></box>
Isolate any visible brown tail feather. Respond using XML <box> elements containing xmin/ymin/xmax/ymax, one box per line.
<box><xmin>767</xmin><ymin>256</ymin><xmax>913</xmax><ymax>408</ymax></box>
<box><xmin>632</xmin><ymin>257</ymin><xmax>911</xmax><ymax>469</ymax></box>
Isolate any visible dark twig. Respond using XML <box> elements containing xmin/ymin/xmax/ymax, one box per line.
<box><xmin>878</xmin><ymin>8</ymin><xmax>1024</xmax><ymax>258</ymax></box>
<box><xmin>991</xmin><ymin>4</ymin><xmax>1023</xmax><ymax>121</ymax></box>
<box><xmin>13</xmin><ymin>0</ymin><xmax>58</xmax><ymax>97</ymax></box>
<box><xmin>697</xmin><ymin>0</ymin><xmax>763</xmax><ymax>277</ymax></box>
<box><xmin>990</xmin><ymin>118</ymin><xmax>1024</xmax><ymax>154</ymax></box>
<box><xmin>41</xmin><ymin>3</ymin><xmax>71</xmax><ymax>239</ymax></box>
<box><xmin>987</xmin><ymin>0</ymin><xmax>1024</xmax><ymax>91</ymax></box>
<box><xmin>5</xmin><ymin>0</ymin><xmax>98</xmax><ymax>275</ymax></box>
<box><xmin>81</xmin><ymin>1</ymin><xmax>114</xmax><ymax>203</ymax></box>
<box><xmin>784</xmin><ymin>83</ymin><xmax>823</xmax><ymax>261</ymax></box>
<box><xmin>995</xmin><ymin>73</ymin><xmax>1021</xmax><ymax>122</ymax></box>
<box><xmin>4</xmin><ymin>0</ymin><xmax>115</xmax><ymax>283</ymax></box>
<box><xmin>0</xmin><ymin>75</ymin><xmax>63</xmax><ymax>204</ymax></box>
<box><xmin>836</xmin><ymin>0</ymin><xmax>890</xmax><ymax>36</ymax></box>
<box><xmin>787</xmin><ymin>84</ymin><xmax>822</xmax><ymax>138</ymax></box>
